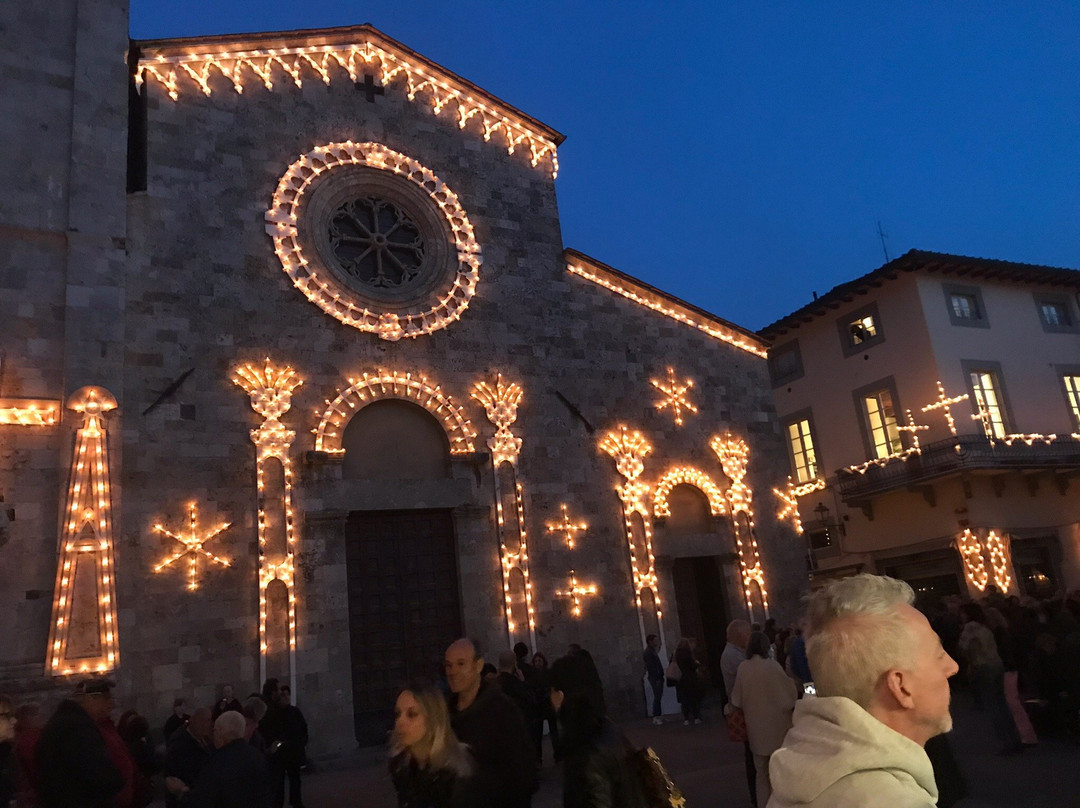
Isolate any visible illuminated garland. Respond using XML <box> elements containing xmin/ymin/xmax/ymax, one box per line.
<box><xmin>473</xmin><ymin>375</ymin><xmax>535</xmax><ymax>649</ymax></box>
<box><xmin>650</xmin><ymin>368</ymin><xmax>697</xmax><ymax>426</ymax></box>
<box><xmin>152</xmin><ymin>503</ymin><xmax>231</xmax><ymax>591</ymax></box>
<box><xmin>137</xmin><ymin>40</ymin><xmax>559</xmax><ymax>176</ymax></box>
<box><xmin>711</xmin><ymin>434</ymin><xmax>770</xmax><ymax>619</ymax></box>
<box><xmin>599</xmin><ymin>427</ymin><xmax>665</xmax><ymax>646</ymax></box>
<box><xmin>956</xmin><ymin>529</ymin><xmax>990</xmax><ymax>592</ymax></box>
<box><xmin>652</xmin><ymin>466</ymin><xmax>726</xmax><ymax>518</ymax></box>
<box><xmin>234</xmin><ymin>360</ymin><xmax>303</xmax><ymax>690</ymax></box>
<box><xmin>314</xmin><ymin>370</ymin><xmax>476</xmax><ymax>455</ymax></box>
<box><xmin>546</xmin><ymin>503</ymin><xmax>587</xmax><ymax>550</ymax></box>
<box><xmin>0</xmin><ymin>399</ymin><xmax>59</xmax><ymax>426</ymax></box>
<box><xmin>985</xmin><ymin>531</ymin><xmax>1012</xmax><ymax>592</ymax></box>
<box><xmin>265</xmin><ymin>142</ymin><xmax>482</xmax><ymax>341</ymax></box>
<box><xmin>567</xmin><ymin>262</ymin><xmax>768</xmax><ymax>358</ymax></box>
<box><xmin>772</xmin><ymin>477</ymin><xmax>804</xmax><ymax>536</ymax></box>
<box><xmin>922</xmin><ymin>381</ymin><xmax>969</xmax><ymax>451</ymax></box>
<box><xmin>47</xmin><ymin>387</ymin><xmax>120</xmax><ymax>676</ymax></box>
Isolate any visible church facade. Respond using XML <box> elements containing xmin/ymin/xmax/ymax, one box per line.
<box><xmin>0</xmin><ymin>1</ymin><xmax>805</xmax><ymax>756</ymax></box>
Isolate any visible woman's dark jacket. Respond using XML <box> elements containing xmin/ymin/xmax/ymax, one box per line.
<box><xmin>389</xmin><ymin>751</ymin><xmax>479</xmax><ymax>808</ymax></box>
<box><xmin>35</xmin><ymin>699</ymin><xmax>124</xmax><ymax>808</ymax></box>
<box><xmin>674</xmin><ymin>646</ymin><xmax>701</xmax><ymax>699</ymax></box>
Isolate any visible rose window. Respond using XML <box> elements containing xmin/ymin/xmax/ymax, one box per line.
<box><xmin>328</xmin><ymin>198</ymin><xmax>426</xmax><ymax>289</ymax></box>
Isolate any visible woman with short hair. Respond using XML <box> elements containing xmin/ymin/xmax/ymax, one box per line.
<box><xmin>389</xmin><ymin>682</ymin><xmax>477</xmax><ymax>808</ymax></box>
<box><xmin>731</xmin><ymin>631</ymin><xmax>798</xmax><ymax>807</ymax></box>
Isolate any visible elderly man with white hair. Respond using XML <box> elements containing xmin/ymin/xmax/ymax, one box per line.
<box><xmin>170</xmin><ymin>710</ymin><xmax>271</xmax><ymax>808</ymax></box>
<box><xmin>767</xmin><ymin>574</ymin><xmax>958</xmax><ymax>808</ymax></box>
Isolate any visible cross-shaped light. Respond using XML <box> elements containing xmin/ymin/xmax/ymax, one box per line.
<box><xmin>921</xmin><ymin>381</ymin><xmax>969</xmax><ymax>437</ymax></box>
<box><xmin>772</xmin><ymin>477</ymin><xmax>803</xmax><ymax>535</ymax></box>
<box><xmin>153</xmin><ymin>503</ymin><xmax>231</xmax><ymax>591</ymax></box>
<box><xmin>897</xmin><ymin>408</ymin><xmax>930</xmax><ymax>452</ymax></box>
<box><xmin>651</xmin><ymin>367</ymin><xmax>698</xmax><ymax>426</ymax></box>
<box><xmin>545</xmin><ymin>503</ymin><xmax>587</xmax><ymax>549</ymax></box>
<box><xmin>556</xmin><ymin>570</ymin><xmax>598</xmax><ymax>617</ymax></box>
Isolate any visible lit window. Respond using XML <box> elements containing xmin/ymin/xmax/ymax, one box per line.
<box><xmin>864</xmin><ymin>390</ymin><xmax>903</xmax><ymax>458</ymax></box>
<box><xmin>849</xmin><ymin>315</ymin><xmax>877</xmax><ymax>345</ymax></box>
<box><xmin>970</xmin><ymin>371</ymin><xmax>1007</xmax><ymax>439</ymax></box>
<box><xmin>951</xmin><ymin>294</ymin><xmax>979</xmax><ymax>320</ymax></box>
<box><xmin>1063</xmin><ymin>375</ymin><xmax>1080</xmax><ymax>429</ymax></box>
<box><xmin>786</xmin><ymin>418</ymin><xmax>819</xmax><ymax>483</ymax></box>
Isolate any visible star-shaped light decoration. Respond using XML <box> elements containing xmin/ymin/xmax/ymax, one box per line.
<box><xmin>153</xmin><ymin>503</ymin><xmax>231</xmax><ymax>591</ymax></box>
<box><xmin>651</xmin><ymin>367</ymin><xmax>698</xmax><ymax>426</ymax></box>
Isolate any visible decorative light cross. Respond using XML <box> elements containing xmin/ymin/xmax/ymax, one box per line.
<box><xmin>971</xmin><ymin>404</ymin><xmax>996</xmax><ymax>444</ymax></box>
<box><xmin>772</xmin><ymin>477</ymin><xmax>803</xmax><ymax>536</ymax></box>
<box><xmin>650</xmin><ymin>367</ymin><xmax>698</xmax><ymax>426</ymax></box>
<box><xmin>546</xmin><ymin>503</ymin><xmax>587</xmax><ymax>549</ymax></box>
<box><xmin>921</xmin><ymin>381</ymin><xmax>969</xmax><ymax>441</ymax></box>
<box><xmin>153</xmin><ymin>504</ymin><xmax>231</xmax><ymax>591</ymax></box>
<box><xmin>897</xmin><ymin>409</ymin><xmax>930</xmax><ymax>452</ymax></box>
<box><xmin>556</xmin><ymin>570</ymin><xmax>598</xmax><ymax>617</ymax></box>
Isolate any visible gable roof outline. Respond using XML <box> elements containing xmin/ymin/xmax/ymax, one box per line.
<box><xmin>135</xmin><ymin>23</ymin><xmax>564</xmax><ymax>176</ymax></box>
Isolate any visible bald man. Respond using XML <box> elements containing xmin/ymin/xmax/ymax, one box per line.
<box><xmin>179</xmin><ymin>711</ymin><xmax>270</xmax><ymax>808</ymax></box>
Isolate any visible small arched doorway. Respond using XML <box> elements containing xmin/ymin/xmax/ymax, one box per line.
<box><xmin>340</xmin><ymin>399</ymin><xmax>463</xmax><ymax>745</ymax></box>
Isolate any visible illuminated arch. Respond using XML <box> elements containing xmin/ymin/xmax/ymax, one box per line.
<box><xmin>314</xmin><ymin>370</ymin><xmax>476</xmax><ymax>455</ymax></box>
<box><xmin>652</xmin><ymin>466</ymin><xmax>727</xmax><ymax>518</ymax></box>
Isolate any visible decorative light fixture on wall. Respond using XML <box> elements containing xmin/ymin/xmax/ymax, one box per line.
<box><xmin>650</xmin><ymin>368</ymin><xmax>698</xmax><ymax>427</ymax></box>
<box><xmin>234</xmin><ymin>360</ymin><xmax>303</xmax><ymax>692</ymax></box>
<box><xmin>956</xmin><ymin>528</ymin><xmax>1013</xmax><ymax>593</ymax></box>
<box><xmin>545</xmin><ymin>503</ymin><xmax>587</xmax><ymax>550</ymax></box>
<box><xmin>772</xmin><ymin>477</ymin><xmax>804</xmax><ymax>536</ymax></box>
<box><xmin>472</xmin><ymin>375</ymin><xmax>535</xmax><ymax>649</ymax></box>
<box><xmin>556</xmin><ymin>570</ymin><xmax>598</xmax><ymax>618</ymax></box>
<box><xmin>0</xmin><ymin>399</ymin><xmax>59</xmax><ymax>426</ymax></box>
<box><xmin>152</xmin><ymin>503</ymin><xmax>231</xmax><ymax>591</ymax></box>
<box><xmin>956</xmin><ymin>528</ymin><xmax>990</xmax><ymax>592</ymax></box>
<box><xmin>653</xmin><ymin>466</ymin><xmax>726</xmax><ymax>519</ymax></box>
<box><xmin>47</xmin><ymin>387</ymin><xmax>121</xmax><ymax>676</ymax></box>
<box><xmin>316</xmin><ymin>370</ymin><xmax>476</xmax><ymax>455</ymax></box>
<box><xmin>138</xmin><ymin>38</ymin><xmax>560</xmax><ymax>176</ymax></box>
<box><xmin>599</xmin><ymin>426</ymin><xmax>665</xmax><ymax>646</ymax></box>
<box><xmin>711</xmin><ymin>434</ymin><xmax>770</xmax><ymax>620</ymax></box>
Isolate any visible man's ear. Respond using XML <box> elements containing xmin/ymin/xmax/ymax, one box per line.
<box><xmin>883</xmin><ymin>668</ymin><xmax>915</xmax><ymax>709</ymax></box>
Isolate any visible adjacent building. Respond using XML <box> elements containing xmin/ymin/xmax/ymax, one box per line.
<box><xmin>761</xmin><ymin>250</ymin><xmax>1080</xmax><ymax>600</ymax></box>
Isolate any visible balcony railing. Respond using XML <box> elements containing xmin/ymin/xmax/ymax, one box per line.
<box><xmin>836</xmin><ymin>434</ymin><xmax>1080</xmax><ymax>502</ymax></box>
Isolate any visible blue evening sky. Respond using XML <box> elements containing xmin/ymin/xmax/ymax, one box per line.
<box><xmin>130</xmin><ymin>2</ymin><xmax>1080</xmax><ymax>331</ymax></box>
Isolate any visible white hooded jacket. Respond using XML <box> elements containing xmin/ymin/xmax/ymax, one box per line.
<box><xmin>767</xmin><ymin>696</ymin><xmax>938</xmax><ymax>808</ymax></box>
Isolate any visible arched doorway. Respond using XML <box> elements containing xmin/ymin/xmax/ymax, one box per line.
<box><xmin>340</xmin><ymin>399</ymin><xmax>463</xmax><ymax>745</ymax></box>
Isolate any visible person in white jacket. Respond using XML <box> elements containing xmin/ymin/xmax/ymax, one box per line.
<box><xmin>730</xmin><ymin>631</ymin><xmax>798</xmax><ymax>807</ymax></box>
<box><xmin>768</xmin><ymin>574</ymin><xmax>959</xmax><ymax>808</ymax></box>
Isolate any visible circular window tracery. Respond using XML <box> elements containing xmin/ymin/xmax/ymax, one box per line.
<box><xmin>264</xmin><ymin>142</ymin><xmax>482</xmax><ymax>341</ymax></box>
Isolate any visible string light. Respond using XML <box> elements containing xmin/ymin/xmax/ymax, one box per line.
<box><xmin>315</xmin><ymin>370</ymin><xmax>476</xmax><ymax>455</ymax></box>
<box><xmin>985</xmin><ymin>530</ymin><xmax>1013</xmax><ymax>592</ymax></box>
<box><xmin>791</xmin><ymin>478</ymin><xmax>826</xmax><ymax>498</ymax></box>
<box><xmin>0</xmin><ymin>399</ymin><xmax>59</xmax><ymax>426</ymax></box>
<box><xmin>650</xmin><ymin>368</ymin><xmax>698</xmax><ymax>426</ymax></box>
<box><xmin>47</xmin><ymin>387</ymin><xmax>120</xmax><ymax>676</ymax></box>
<box><xmin>138</xmin><ymin>40</ymin><xmax>559</xmax><ymax>176</ymax></box>
<box><xmin>471</xmin><ymin>375</ymin><xmax>524</xmax><ymax>466</ymax></box>
<box><xmin>152</xmin><ymin>503</ymin><xmax>231</xmax><ymax>591</ymax></box>
<box><xmin>556</xmin><ymin>570</ymin><xmax>598</xmax><ymax>617</ymax></box>
<box><xmin>566</xmin><ymin>261</ymin><xmax>768</xmax><ymax>358</ymax></box>
<box><xmin>473</xmin><ymin>375</ymin><xmax>535</xmax><ymax>649</ymax></box>
<box><xmin>652</xmin><ymin>466</ymin><xmax>726</xmax><ymax>518</ymax></box>
<box><xmin>233</xmin><ymin>360</ymin><xmax>303</xmax><ymax>691</ymax></box>
<box><xmin>772</xmin><ymin>477</ymin><xmax>804</xmax><ymax>536</ymax></box>
<box><xmin>599</xmin><ymin>427</ymin><xmax>665</xmax><ymax>647</ymax></box>
<box><xmin>711</xmin><ymin>434</ymin><xmax>770</xmax><ymax>619</ymax></box>
<box><xmin>546</xmin><ymin>503</ymin><xmax>587</xmax><ymax>550</ymax></box>
<box><xmin>843</xmin><ymin>448</ymin><xmax>921</xmax><ymax>475</ymax></box>
<box><xmin>265</xmin><ymin>142</ymin><xmax>482</xmax><ymax>340</ymax></box>
<box><xmin>922</xmin><ymin>381</ymin><xmax>969</xmax><ymax>450</ymax></box>
<box><xmin>956</xmin><ymin>529</ymin><xmax>990</xmax><ymax>592</ymax></box>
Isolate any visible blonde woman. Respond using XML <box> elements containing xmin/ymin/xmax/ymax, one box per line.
<box><xmin>389</xmin><ymin>683</ymin><xmax>477</xmax><ymax>808</ymax></box>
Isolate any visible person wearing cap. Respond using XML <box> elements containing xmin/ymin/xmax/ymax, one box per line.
<box><xmin>35</xmin><ymin>678</ymin><xmax>126</xmax><ymax>808</ymax></box>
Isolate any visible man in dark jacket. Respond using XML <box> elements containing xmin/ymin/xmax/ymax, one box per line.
<box><xmin>164</xmin><ymin>708</ymin><xmax>213</xmax><ymax>808</ymax></box>
<box><xmin>496</xmin><ymin>650</ymin><xmax>540</xmax><ymax>761</ymax></box>
<box><xmin>445</xmin><ymin>638</ymin><xmax>535</xmax><ymax>808</ymax></box>
<box><xmin>35</xmin><ymin>678</ymin><xmax>125</xmax><ymax>808</ymax></box>
<box><xmin>642</xmin><ymin>634</ymin><xmax>665</xmax><ymax>725</ymax></box>
<box><xmin>180</xmin><ymin>711</ymin><xmax>270</xmax><ymax>808</ymax></box>
<box><xmin>278</xmin><ymin>686</ymin><xmax>308</xmax><ymax>808</ymax></box>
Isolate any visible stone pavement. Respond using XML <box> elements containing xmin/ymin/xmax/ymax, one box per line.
<box><xmin>299</xmin><ymin>691</ymin><xmax>1079</xmax><ymax>807</ymax></box>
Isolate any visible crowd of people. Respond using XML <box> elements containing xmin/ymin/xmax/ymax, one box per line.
<box><xmin>0</xmin><ymin>677</ymin><xmax>308</xmax><ymax>808</ymax></box>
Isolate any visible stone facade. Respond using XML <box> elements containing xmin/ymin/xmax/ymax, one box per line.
<box><xmin>1</xmin><ymin>9</ymin><xmax>806</xmax><ymax>758</ymax></box>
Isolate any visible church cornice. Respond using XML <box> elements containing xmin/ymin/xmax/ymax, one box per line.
<box><xmin>564</xmin><ymin>249</ymin><xmax>768</xmax><ymax>358</ymax></box>
<box><xmin>134</xmin><ymin>24</ymin><xmax>564</xmax><ymax>177</ymax></box>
